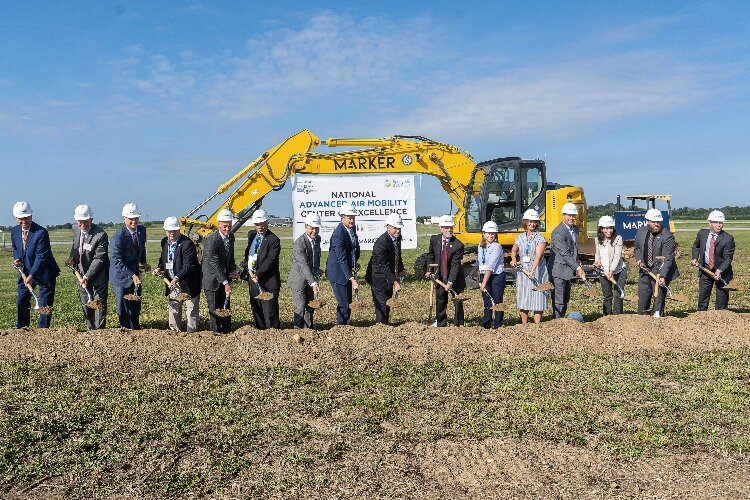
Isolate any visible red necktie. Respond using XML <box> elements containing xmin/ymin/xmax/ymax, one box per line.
<box><xmin>132</xmin><ymin>231</ymin><xmax>139</xmax><ymax>253</ymax></box>
<box><xmin>708</xmin><ymin>234</ymin><xmax>716</xmax><ymax>269</ymax></box>
<box><xmin>441</xmin><ymin>239</ymin><xmax>448</xmax><ymax>278</ymax></box>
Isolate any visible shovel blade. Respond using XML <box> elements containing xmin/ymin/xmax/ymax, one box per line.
<box><xmin>668</xmin><ymin>293</ymin><xmax>690</xmax><ymax>303</ymax></box>
<box><xmin>214</xmin><ymin>308</ymin><xmax>232</xmax><ymax>317</ymax></box>
<box><xmin>386</xmin><ymin>298</ymin><xmax>401</xmax><ymax>307</ymax></box>
<box><xmin>490</xmin><ymin>303</ymin><xmax>506</xmax><ymax>312</ymax></box>
<box><xmin>255</xmin><ymin>292</ymin><xmax>274</xmax><ymax>301</ymax></box>
<box><xmin>123</xmin><ymin>294</ymin><xmax>142</xmax><ymax>302</ymax></box>
<box><xmin>534</xmin><ymin>282</ymin><xmax>554</xmax><ymax>292</ymax></box>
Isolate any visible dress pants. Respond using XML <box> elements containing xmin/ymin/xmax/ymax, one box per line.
<box><xmin>16</xmin><ymin>279</ymin><xmax>56</xmax><ymax>328</ymax></box>
<box><xmin>480</xmin><ymin>273</ymin><xmax>505</xmax><ymax>328</ymax></box>
<box><xmin>598</xmin><ymin>269</ymin><xmax>627</xmax><ymax>315</ymax></box>
<box><xmin>331</xmin><ymin>281</ymin><xmax>353</xmax><ymax>325</ymax></box>
<box><xmin>435</xmin><ymin>286</ymin><xmax>464</xmax><ymax>327</ymax></box>
<box><xmin>551</xmin><ymin>277</ymin><xmax>572</xmax><ymax>319</ymax></box>
<box><xmin>697</xmin><ymin>272</ymin><xmax>729</xmax><ymax>310</ymax></box>
<box><xmin>371</xmin><ymin>282</ymin><xmax>394</xmax><ymax>325</ymax></box>
<box><xmin>637</xmin><ymin>272</ymin><xmax>668</xmax><ymax>315</ymax></box>
<box><xmin>168</xmin><ymin>295</ymin><xmax>199</xmax><ymax>332</ymax></box>
<box><xmin>291</xmin><ymin>286</ymin><xmax>315</xmax><ymax>328</ymax></box>
<box><xmin>113</xmin><ymin>283</ymin><xmax>141</xmax><ymax>329</ymax></box>
<box><xmin>205</xmin><ymin>288</ymin><xmax>231</xmax><ymax>333</ymax></box>
<box><xmin>77</xmin><ymin>281</ymin><xmax>108</xmax><ymax>330</ymax></box>
<box><xmin>248</xmin><ymin>281</ymin><xmax>280</xmax><ymax>329</ymax></box>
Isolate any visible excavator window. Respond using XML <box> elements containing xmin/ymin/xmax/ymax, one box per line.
<box><xmin>486</xmin><ymin>166</ymin><xmax>517</xmax><ymax>227</ymax></box>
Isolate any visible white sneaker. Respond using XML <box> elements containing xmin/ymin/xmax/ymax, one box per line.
<box><xmin>652</xmin><ymin>311</ymin><xmax>661</xmax><ymax>318</ymax></box>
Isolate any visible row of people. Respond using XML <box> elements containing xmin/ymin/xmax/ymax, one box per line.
<box><xmin>10</xmin><ymin>199</ymin><xmax>736</xmax><ymax>331</ymax></box>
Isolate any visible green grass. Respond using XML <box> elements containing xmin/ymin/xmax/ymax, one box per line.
<box><xmin>1</xmin><ymin>351</ymin><xmax>749</xmax><ymax>496</ymax></box>
<box><xmin>1</xmin><ymin>224</ymin><xmax>748</xmax><ymax>329</ymax></box>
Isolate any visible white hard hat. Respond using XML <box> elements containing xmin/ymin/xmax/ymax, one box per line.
<box><xmin>251</xmin><ymin>209</ymin><xmax>268</xmax><ymax>223</ymax></box>
<box><xmin>304</xmin><ymin>212</ymin><xmax>322</xmax><ymax>228</ymax></box>
<box><xmin>339</xmin><ymin>202</ymin><xmax>358</xmax><ymax>216</ymax></box>
<box><xmin>74</xmin><ymin>204</ymin><xmax>93</xmax><ymax>221</ymax></box>
<box><xmin>598</xmin><ymin>215</ymin><xmax>615</xmax><ymax>227</ymax></box>
<box><xmin>163</xmin><ymin>216</ymin><xmax>180</xmax><ymax>231</ymax></box>
<box><xmin>645</xmin><ymin>208</ymin><xmax>663</xmax><ymax>222</ymax></box>
<box><xmin>482</xmin><ymin>221</ymin><xmax>498</xmax><ymax>233</ymax></box>
<box><xmin>12</xmin><ymin>201</ymin><xmax>33</xmax><ymax>218</ymax></box>
<box><xmin>522</xmin><ymin>209</ymin><xmax>540</xmax><ymax>221</ymax></box>
<box><xmin>561</xmin><ymin>202</ymin><xmax>579</xmax><ymax>215</ymax></box>
<box><xmin>707</xmin><ymin>210</ymin><xmax>725</xmax><ymax>222</ymax></box>
<box><xmin>385</xmin><ymin>213</ymin><xmax>404</xmax><ymax>228</ymax></box>
<box><xmin>217</xmin><ymin>208</ymin><xmax>234</xmax><ymax>222</ymax></box>
<box><xmin>122</xmin><ymin>202</ymin><xmax>141</xmax><ymax>218</ymax></box>
<box><xmin>438</xmin><ymin>215</ymin><xmax>455</xmax><ymax>227</ymax></box>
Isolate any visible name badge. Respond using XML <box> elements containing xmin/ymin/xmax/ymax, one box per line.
<box><xmin>165</xmin><ymin>262</ymin><xmax>174</xmax><ymax>270</ymax></box>
<box><xmin>83</xmin><ymin>243</ymin><xmax>93</xmax><ymax>251</ymax></box>
<box><xmin>522</xmin><ymin>255</ymin><xmax>531</xmax><ymax>263</ymax></box>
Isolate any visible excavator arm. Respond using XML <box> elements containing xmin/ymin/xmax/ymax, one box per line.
<box><xmin>181</xmin><ymin>130</ymin><xmax>478</xmax><ymax>238</ymax></box>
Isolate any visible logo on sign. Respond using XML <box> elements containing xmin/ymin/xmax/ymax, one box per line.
<box><xmin>295</xmin><ymin>180</ymin><xmax>317</xmax><ymax>194</ymax></box>
<box><xmin>402</xmin><ymin>154</ymin><xmax>413</xmax><ymax>166</ymax></box>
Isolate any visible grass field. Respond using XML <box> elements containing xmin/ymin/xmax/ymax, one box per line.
<box><xmin>1</xmin><ymin>222</ymin><xmax>749</xmax><ymax>497</ymax></box>
<box><xmin>1</xmin><ymin>222</ymin><xmax>748</xmax><ymax>330</ymax></box>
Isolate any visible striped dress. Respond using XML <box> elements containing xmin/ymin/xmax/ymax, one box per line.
<box><xmin>515</xmin><ymin>231</ymin><xmax>549</xmax><ymax>311</ymax></box>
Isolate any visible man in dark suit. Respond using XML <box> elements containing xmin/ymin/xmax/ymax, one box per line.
<box><xmin>691</xmin><ymin>210</ymin><xmax>735</xmax><ymax>310</ymax></box>
<box><xmin>11</xmin><ymin>201</ymin><xmax>60</xmax><ymax>328</ymax></box>
<box><xmin>202</xmin><ymin>208</ymin><xmax>240</xmax><ymax>334</ymax></box>
<box><xmin>67</xmin><ymin>204</ymin><xmax>108</xmax><ymax>330</ymax></box>
<box><xmin>634</xmin><ymin>208</ymin><xmax>679</xmax><ymax>317</ymax></box>
<box><xmin>366</xmin><ymin>213</ymin><xmax>405</xmax><ymax>324</ymax></box>
<box><xmin>110</xmin><ymin>202</ymin><xmax>151</xmax><ymax>329</ymax></box>
<box><xmin>156</xmin><ymin>216</ymin><xmax>201</xmax><ymax>332</ymax></box>
<box><xmin>244</xmin><ymin>209</ymin><xmax>281</xmax><ymax>329</ymax></box>
<box><xmin>287</xmin><ymin>212</ymin><xmax>322</xmax><ymax>329</ymax></box>
<box><xmin>548</xmin><ymin>202</ymin><xmax>587</xmax><ymax>319</ymax></box>
<box><xmin>424</xmin><ymin>215</ymin><xmax>465</xmax><ymax>327</ymax></box>
<box><xmin>326</xmin><ymin>202</ymin><xmax>361</xmax><ymax>325</ymax></box>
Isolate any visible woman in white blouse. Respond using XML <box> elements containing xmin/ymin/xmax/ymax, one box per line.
<box><xmin>474</xmin><ymin>221</ymin><xmax>505</xmax><ymax>328</ymax></box>
<box><xmin>594</xmin><ymin>215</ymin><xmax>627</xmax><ymax>315</ymax></box>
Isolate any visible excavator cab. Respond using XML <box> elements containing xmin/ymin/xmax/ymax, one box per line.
<box><xmin>464</xmin><ymin>157</ymin><xmax>547</xmax><ymax>244</ymax></box>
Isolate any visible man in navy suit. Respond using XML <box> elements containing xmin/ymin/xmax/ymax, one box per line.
<box><xmin>244</xmin><ymin>209</ymin><xmax>282</xmax><ymax>330</ymax></box>
<box><xmin>109</xmin><ymin>202</ymin><xmax>151</xmax><ymax>329</ymax></box>
<box><xmin>366</xmin><ymin>213</ymin><xmax>405</xmax><ymax>325</ymax></box>
<box><xmin>326</xmin><ymin>202</ymin><xmax>361</xmax><ymax>325</ymax></box>
<box><xmin>11</xmin><ymin>201</ymin><xmax>60</xmax><ymax>328</ymax></box>
<box><xmin>691</xmin><ymin>210</ymin><xmax>735</xmax><ymax>310</ymax></box>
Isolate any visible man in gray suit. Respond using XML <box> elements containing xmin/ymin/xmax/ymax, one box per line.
<box><xmin>548</xmin><ymin>202</ymin><xmax>587</xmax><ymax>319</ymax></box>
<box><xmin>634</xmin><ymin>208</ymin><xmax>679</xmax><ymax>317</ymax></box>
<box><xmin>67</xmin><ymin>204</ymin><xmax>109</xmax><ymax>330</ymax></box>
<box><xmin>202</xmin><ymin>208</ymin><xmax>240</xmax><ymax>333</ymax></box>
<box><xmin>287</xmin><ymin>213</ymin><xmax>323</xmax><ymax>329</ymax></box>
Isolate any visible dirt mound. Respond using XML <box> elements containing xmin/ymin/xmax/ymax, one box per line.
<box><xmin>1</xmin><ymin>311</ymin><xmax>748</xmax><ymax>370</ymax></box>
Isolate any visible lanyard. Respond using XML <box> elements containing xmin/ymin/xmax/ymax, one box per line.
<box><xmin>480</xmin><ymin>247</ymin><xmax>487</xmax><ymax>265</ymax></box>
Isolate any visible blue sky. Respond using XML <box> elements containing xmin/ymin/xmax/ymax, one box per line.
<box><xmin>1</xmin><ymin>1</ymin><xmax>748</xmax><ymax>225</ymax></box>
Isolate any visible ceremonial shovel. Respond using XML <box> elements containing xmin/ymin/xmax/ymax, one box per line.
<box><xmin>12</xmin><ymin>264</ymin><xmax>53</xmax><ymax>315</ymax></box>
<box><xmin>423</xmin><ymin>264</ymin><xmax>438</xmax><ymax>325</ymax></box>
<box><xmin>516</xmin><ymin>265</ymin><xmax>554</xmax><ymax>292</ymax></box>
<box><xmin>163</xmin><ymin>278</ymin><xmax>191</xmax><ymax>302</ymax></box>
<box><xmin>692</xmin><ymin>262</ymin><xmax>745</xmax><ymax>291</ymax></box>
<box><xmin>308</xmin><ymin>290</ymin><xmax>326</xmax><ymax>309</ymax></box>
<box><xmin>65</xmin><ymin>263</ymin><xmax>103</xmax><ymax>309</ymax></box>
<box><xmin>349</xmin><ymin>264</ymin><xmax>365</xmax><ymax>310</ymax></box>
<box><xmin>592</xmin><ymin>267</ymin><xmax>636</xmax><ymax>303</ymax></box>
<box><xmin>123</xmin><ymin>283</ymin><xmax>142</xmax><ymax>302</ymax></box>
<box><xmin>481</xmin><ymin>288</ymin><xmax>507</xmax><ymax>312</ymax></box>
<box><xmin>434</xmin><ymin>278</ymin><xmax>471</xmax><ymax>302</ymax></box>
<box><xmin>215</xmin><ymin>294</ymin><xmax>232</xmax><ymax>317</ymax></box>
<box><xmin>638</xmin><ymin>264</ymin><xmax>689</xmax><ymax>303</ymax></box>
<box><xmin>386</xmin><ymin>274</ymin><xmax>406</xmax><ymax>307</ymax></box>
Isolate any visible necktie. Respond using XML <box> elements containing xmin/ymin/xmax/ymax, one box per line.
<box><xmin>132</xmin><ymin>230</ymin><xmax>139</xmax><ymax>254</ymax></box>
<box><xmin>708</xmin><ymin>234</ymin><xmax>716</xmax><ymax>269</ymax></box>
<box><xmin>254</xmin><ymin>234</ymin><xmax>263</xmax><ymax>254</ymax></box>
<box><xmin>646</xmin><ymin>232</ymin><xmax>654</xmax><ymax>268</ymax></box>
<box><xmin>441</xmin><ymin>239</ymin><xmax>448</xmax><ymax>278</ymax></box>
<box><xmin>311</xmin><ymin>239</ymin><xmax>320</xmax><ymax>273</ymax></box>
<box><xmin>79</xmin><ymin>233</ymin><xmax>85</xmax><ymax>273</ymax></box>
<box><xmin>224</xmin><ymin>236</ymin><xmax>230</xmax><ymax>254</ymax></box>
<box><xmin>22</xmin><ymin>229</ymin><xmax>28</xmax><ymax>251</ymax></box>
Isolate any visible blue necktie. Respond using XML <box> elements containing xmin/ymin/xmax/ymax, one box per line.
<box><xmin>254</xmin><ymin>234</ymin><xmax>263</xmax><ymax>254</ymax></box>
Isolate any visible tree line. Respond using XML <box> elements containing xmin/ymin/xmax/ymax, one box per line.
<box><xmin>588</xmin><ymin>204</ymin><xmax>750</xmax><ymax>221</ymax></box>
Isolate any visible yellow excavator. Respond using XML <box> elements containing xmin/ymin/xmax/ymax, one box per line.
<box><xmin>180</xmin><ymin>129</ymin><xmax>590</xmax><ymax>273</ymax></box>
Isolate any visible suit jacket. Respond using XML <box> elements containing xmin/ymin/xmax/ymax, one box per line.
<box><xmin>427</xmin><ymin>234</ymin><xmax>466</xmax><ymax>292</ymax></box>
<box><xmin>594</xmin><ymin>234</ymin><xmax>625</xmax><ymax>274</ymax></box>
<box><xmin>244</xmin><ymin>230</ymin><xmax>281</xmax><ymax>291</ymax></box>
<box><xmin>633</xmin><ymin>226</ymin><xmax>680</xmax><ymax>280</ymax></box>
<box><xmin>325</xmin><ymin>223</ymin><xmax>361</xmax><ymax>285</ymax></box>
<box><xmin>548</xmin><ymin>222</ymin><xmax>580</xmax><ymax>280</ymax></box>
<box><xmin>691</xmin><ymin>229</ymin><xmax>734</xmax><ymax>281</ymax></box>
<box><xmin>12</xmin><ymin>221</ymin><xmax>60</xmax><ymax>285</ymax></box>
<box><xmin>69</xmin><ymin>224</ymin><xmax>109</xmax><ymax>287</ymax></box>
<box><xmin>366</xmin><ymin>231</ymin><xmax>405</xmax><ymax>289</ymax></box>
<box><xmin>287</xmin><ymin>233</ymin><xmax>321</xmax><ymax>291</ymax></box>
<box><xmin>109</xmin><ymin>225</ymin><xmax>147</xmax><ymax>288</ymax></box>
<box><xmin>157</xmin><ymin>235</ymin><xmax>201</xmax><ymax>297</ymax></box>
<box><xmin>201</xmin><ymin>230</ymin><xmax>238</xmax><ymax>291</ymax></box>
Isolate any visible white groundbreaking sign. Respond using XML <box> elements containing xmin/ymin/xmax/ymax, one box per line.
<box><xmin>292</xmin><ymin>174</ymin><xmax>417</xmax><ymax>251</ymax></box>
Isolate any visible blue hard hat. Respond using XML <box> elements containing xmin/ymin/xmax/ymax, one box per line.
<box><xmin>567</xmin><ymin>311</ymin><xmax>584</xmax><ymax>322</ymax></box>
